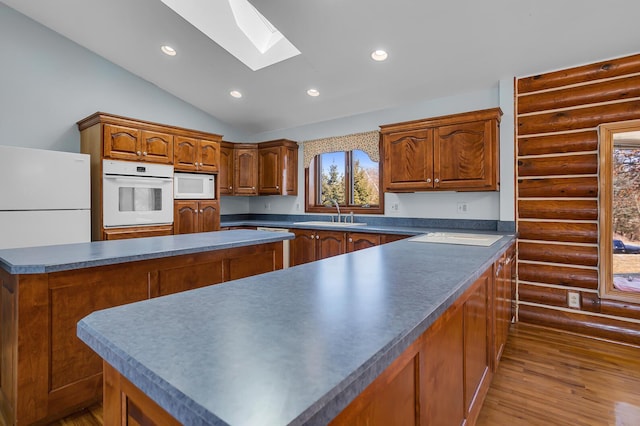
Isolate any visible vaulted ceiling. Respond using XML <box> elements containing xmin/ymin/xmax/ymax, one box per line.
<box><xmin>3</xmin><ymin>0</ymin><xmax>639</xmax><ymax>134</ymax></box>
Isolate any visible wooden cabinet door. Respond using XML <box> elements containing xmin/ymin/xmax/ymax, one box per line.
<box><xmin>283</xmin><ymin>144</ymin><xmax>298</xmax><ymax>196</ymax></box>
<box><xmin>219</xmin><ymin>144</ymin><xmax>234</xmax><ymax>195</ymax></box>
<box><xmin>347</xmin><ymin>232</ymin><xmax>380</xmax><ymax>252</ymax></box>
<box><xmin>103</xmin><ymin>124</ymin><xmax>140</xmax><ymax>160</ymax></box>
<box><xmin>258</xmin><ymin>146</ymin><xmax>281</xmax><ymax>195</ymax></box>
<box><xmin>494</xmin><ymin>247</ymin><xmax>514</xmax><ymax>366</ymax></box>
<box><xmin>434</xmin><ymin>120</ymin><xmax>497</xmax><ymax>190</ymax></box>
<box><xmin>380</xmin><ymin>234</ymin><xmax>411</xmax><ymax>244</ymax></box>
<box><xmin>290</xmin><ymin>229</ymin><xmax>317</xmax><ymax>266</ymax></box>
<box><xmin>174</xmin><ymin>136</ymin><xmax>199</xmax><ymax>172</ymax></box>
<box><xmin>383</xmin><ymin>129</ymin><xmax>433</xmax><ymax>192</ymax></box>
<box><xmin>316</xmin><ymin>230</ymin><xmax>346</xmax><ymax>260</ymax></box>
<box><xmin>173</xmin><ymin>200</ymin><xmax>199</xmax><ymax>234</ymax></box>
<box><xmin>463</xmin><ymin>268</ymin><xmax>492</xmax><ymax>422</ymax></box>
<box><xmin>234</xmin><ymin>147</ymin><xmax>258</xmax><ymax>195</ymax></box>
<box><xmin>199</xmin><ymin>200</ymin><xmax>220</xmax><ymax>232</ymax></box>
<box><xmin>141</xmin><ymin>130</ymin><xmax>173</xmax><ymax>164</ymax></box>
<box><xmin>198</xmin><ymin>139</ymin><xmax>220</xmax><ymax>173</ymax></box>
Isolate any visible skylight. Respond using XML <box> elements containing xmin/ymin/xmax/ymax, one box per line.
<box><xmin>159</xmin><ymin>0</ymin><xmax>300</xmax><ymax>71</ymax></box>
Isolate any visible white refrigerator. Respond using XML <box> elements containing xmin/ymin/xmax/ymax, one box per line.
<box><xmin>0</xmin><ymin>145</ymin><xmax>91</xmax><ymax>249</ymax></box>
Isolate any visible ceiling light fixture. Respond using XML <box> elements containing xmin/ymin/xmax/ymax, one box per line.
<box><xmin>161</xmin><ymin>45</ymin><xmax>177</xmax><ymax>56</ymax></box>
<box><xmin>371</xmin><ymin>49</ymin><xmax>388</xmax><ymax>62</ymax></box>
<box><xmin>307</xmin><ymin>89</ymin><xmax>320</xmax><ymax>97</ymax></box>
<box><xmin>230</xmin><ymin>90</ymin><xmax>243</xmax><ymax>98</ymax></box>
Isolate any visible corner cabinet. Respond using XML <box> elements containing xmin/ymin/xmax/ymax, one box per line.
<box><xmin>220</xmin><ymin>140</ymin><xmax>299</xmax><ymax>196</ymax></box>
<box><xmin>258</xmin><ymin>139</ymin><xmax>298</xmax><ymax>195</ymax></box>
<box><xmin>380</xmin><ymin>108</ymin><xmax>502</xmax><ymax>192</ymax></box>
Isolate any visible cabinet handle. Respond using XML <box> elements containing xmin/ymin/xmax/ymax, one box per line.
<box><xmin>229</xmin><ymin>186</ymin><xmax>233</xmax><ymax>190</ymax></box>
<box><xmin>143</xmin><ymin>151</ymin><xmax>147</xmax><ymax>156</ymax></box>
<box><xmin>434</xmin><ymin>178</ymin><xmax>439</xmax><ymax>183</ymax></box>
<box><xmin>276</xmin><ymin>185</ymin><xmax>279</xmax><ymax>189</ymax></box>
<box><xmin>136</xmin><ymin>151</ymin><xmax>142</xmax><ymax>156</ymax></box>
<box><xmin>252</xmin><ymin>187</ymin><xmax>256</xmax><ymax>190</ymax></box>
<box><xmin>200</xmin><ymin>209</ymin><xmax>204</xmax><ymax>213</ymax></box>
<box><xmin>426</xmin><ymin>178</ymin><xmax>431</xmax><ymax>183</ymax></box>
<box><xmin>316</xmin><ymin>235</ymin><xmax>320</xmax><ymax>239</ymax></box>
<box><xmin>200</xmin><ymin>162</ymin><xmax>204</xmax><ymax>167</ymax></box>
<box><xmin>349</xmin><ymin>238</ymin><xmax>353</xmax><ymax>242</ymax></box>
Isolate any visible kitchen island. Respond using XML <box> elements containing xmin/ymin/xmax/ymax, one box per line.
<box><xmin>0</xmin><ymin>230</ymin><xmax>293</xmax><ymax>425</ymax></box>
<box><xmin>78</xmin><ymin>232</ymin><xmax>515</xmax><ymax>425</ymax></box>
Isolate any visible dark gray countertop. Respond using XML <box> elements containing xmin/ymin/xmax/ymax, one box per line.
<box><xmin>0</xmin><ymin>230</ymin><xmax>294</xmax><ymax>274</ymax></box>
<box><xmin>77</xmin><ymin>232</ymin><xmax>515</xmax><ymax>425</ymax></box>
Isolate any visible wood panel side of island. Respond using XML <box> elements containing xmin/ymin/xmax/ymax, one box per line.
<box><xmin>0</xmin><ymin>241</ymin><xmax>282</xmax><ymax>426</ymax></box>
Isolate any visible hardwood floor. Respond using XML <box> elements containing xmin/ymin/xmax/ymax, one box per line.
<box><xmin>477</xmin><ymin>323</ymin><xmax>640</xmax><ymax>426</ymax></box>
<box><xmin>49</xmin><ymin>323</ymin><xmax>640</xmax><ymax>425</ymax></box>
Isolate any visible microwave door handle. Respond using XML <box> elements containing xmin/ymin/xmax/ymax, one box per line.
<box><xmin>104</xmin><ymin>176</ymin><xmax>173</xmax><ymax>183</ymax></box>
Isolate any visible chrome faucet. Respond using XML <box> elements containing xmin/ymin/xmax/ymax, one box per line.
<box><xmin>331</xmin><ymin>199</ymin><xmax>341</xmax><ymax>223</ymax></box>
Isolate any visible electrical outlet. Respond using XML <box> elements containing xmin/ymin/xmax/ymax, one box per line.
<box><xmin>457</xmin><ymin>202</ymin><xmax>469</xmax><ymax>214</ymax></box>
<box><xmin>264</xmin><ymin>203</ymin><xmax>271</xmax><ymax>211</ymax></box>
<box><xmin>296</xmin><ymin>203</ymin><xmax>300</xmax><ymax>211</ymax></box>
<box><xmin>567</xmin><ymin>291</ymin><xmax>580</xmax><ymax>309</ymax></box>
<box><xmin>391</xmin><ymin>203</ymin><xmax>399</xmax><ymax>211</ymax></box>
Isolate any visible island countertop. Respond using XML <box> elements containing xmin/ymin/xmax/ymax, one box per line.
<box><xmin>0</xmin><ymin>229</ymin><xmax>295</xmax><ymax>274</ymax></box>
<box><xmin>78</xmin><ymin>232</ymin><xmax>515</xmax><ymax>425</ymax></box>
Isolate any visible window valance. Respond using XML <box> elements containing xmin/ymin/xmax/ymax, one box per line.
<box><xmin>302</xmin><ymin>130</ymin><xmax>380</xmax><ymax>167</ymax></box>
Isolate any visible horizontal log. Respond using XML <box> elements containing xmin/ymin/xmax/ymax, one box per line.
<box><xmin>599</xmin><ymin>297</ymin><xmax>640</xmax><ymax>320</ymax></box>
<box><xmin>518</xmin><ymin>177</ymin><xmax>597</xmax><ymax>198</ymax></box>
<box><xmin>518</xmin><ymin>131</ymin><xmax>598</xmax><ymax>156</ymax></box>
<box><xmin>519</xmin><ymin>283</ymin><xmax>570</xmax><ymax>308</ymax></box>
<box><xmin>518</xmin><ymin>100</ymin><xmax>640</xmax><ymax>135</ymax></box>
<box><xmin>518</xmin><ymin>241</ymin><xmax>598</xmax><ymax>267</ymax></box>
<box><xmin>517</xmin><ymin>221</ymin><xmax>597</xmax><ymax>244</ymax></box>
<box><xmin>517</xmin><ymin>154</ymin><xmax>597</xmax><ymax>177</ymax></box>
<box><xmin>518</xmin><ymin>304</ymin><xmax>640</xmax><ymax>346</ymax></box>
<box><xmin>518</xmin><ymin>74</ymin><xmax>640</xmax><ymax>114</ymax></box>
<box><xmin>518</xmin><ymin>200</ymin><xmax>598</xmax><ymax>220</ymax></box>
<box><xmin>517</xmin><ymin>53</ymin><xmax>640</xmax><ymax>93</ymax></box>
<box><xmin>518</xmin><ymin>263</ymin><xmax>598</xmax><ymax>290</ymax></box>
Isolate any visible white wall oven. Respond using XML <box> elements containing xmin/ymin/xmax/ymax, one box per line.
<box><xmin>102</xmin><ymin>160</ymin><xmax>174</xmax><ymax>227</ymax></box>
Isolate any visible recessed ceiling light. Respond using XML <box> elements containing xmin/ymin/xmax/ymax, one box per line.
<box><xmin>307</xmin><ymin>89</ymin><xmax>320</xmax><ymax>97</ymax></box>
<box><xmin>371</xmin><ymin>49</ymin><xmax>388</xmax><ymax>62</ymax></box>
<box><xmin>161</xmin><ymin>45</ymin><xmax>177</xmax><ymax>56</ymax></box>
<box><xmin>230</xmin><ymin>90</ymin><xmax>243</xmax><ymax>98</ymax></box>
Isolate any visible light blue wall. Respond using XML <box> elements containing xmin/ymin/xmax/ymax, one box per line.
<box><xmin>0</xmin><ymin>4</ymin><xmax>249</xmax><ymax>154</ymax></box>
<box><xmin>0</xmin><ymin>3</ymin><xmax>515</xmax><ymax>222</ymax></box>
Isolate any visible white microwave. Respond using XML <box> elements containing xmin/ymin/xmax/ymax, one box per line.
<box><xmin>174</xmin><ymin>172</ymin><xmax>216</xmax><ymax>199</ymax></box>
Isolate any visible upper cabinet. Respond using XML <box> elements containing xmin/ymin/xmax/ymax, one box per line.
<box><xmin>219</xmin><ymin>142</ymin><xmax>235</xmax><ymax>195</ymax></box>
<box><xmin>380</xmin><ymin>108</ymin><xmax>502</xmax><ymax>192</ymax></box>
<box><xmin>233</xmin><ymin>144</ymin><xmax>259</xmax><ymax>196</ymax></box>
<box><xmin>103</xmin><ymin>125</ymin><xmax>174</xmax><ymax>164</ymax></box>
<box><xmin>220</xmin><ymin>139</ymin><xmax>298</xmax><ymax>196</ymax></box>
<box><xmin>258</xmin><ymin>139</ymin><xmax>298</xmax><ymax>196</ymax></box>
<box><xmin>174</xmin><ymin>137</ymin><xmax>220</xmax><ymax>173</ymax></box>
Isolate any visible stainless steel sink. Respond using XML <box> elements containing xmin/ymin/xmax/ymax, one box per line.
<box><xmin>292</xmin><ymin>221</ymin><xmax>367</xmax><ymax>227</ymax></box>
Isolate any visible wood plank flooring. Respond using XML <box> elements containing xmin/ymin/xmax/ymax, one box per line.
<box><xmin>477</xmin><ymin>323</ymin><xmax>640</xmax><ymax>426</ymax></box>
<box><xmin>48</xmin><ymin>323</ymin><xmax>640</xmax><ymax>425</ymax></box>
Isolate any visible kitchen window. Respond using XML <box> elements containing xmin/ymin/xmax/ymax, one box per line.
<box><xmin>305</xmin><ymin>150</ymin><xmax>383</xmax><ymax>214</ymax></box>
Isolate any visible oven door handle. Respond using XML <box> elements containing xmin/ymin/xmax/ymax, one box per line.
<box><xmin>104</xmin><ymin>175</ymin><xmax>173</xmax><ymax>184</ymax></box>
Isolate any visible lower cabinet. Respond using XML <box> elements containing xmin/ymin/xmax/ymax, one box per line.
<box><xmin>493</xmin><ymin>245</ymin><xmax>515</xmax><ymax>366</ymax></box>
<box><xmin>290</xmin><ymin>229</ymin><xmax>346</xmax><ymax>266</ymax></box>
<box><xmin>173</xmin><ymin>200</ymin><xmax>220</xmax><ymax>234</ymax></box>
<box><xmin>290</xmin><ymin>229</ymin><xmax>411</xmax><ymax>266</ymax></box>
<box><xmin>331</xmin><ymin>267</ymin><xmax>496</xmax><ymax>426</ymax></box>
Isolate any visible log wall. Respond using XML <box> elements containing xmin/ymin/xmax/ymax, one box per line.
<box><xmin>515</xmin><ymin>52</ymin><xmax>640</xmax><ymax>345</ymax></box>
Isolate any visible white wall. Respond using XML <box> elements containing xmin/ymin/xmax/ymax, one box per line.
<box><xmin>0</xmin><ymin>5</ymin><xmax>249</xmax><ymax>154</ymax></box>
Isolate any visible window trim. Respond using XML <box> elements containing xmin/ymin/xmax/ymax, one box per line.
<box><xmin>598</xmin><ymin>119</ymin><xmax>640</xmax><ymax>303</ymax></box>
<box><xmin>305</xmin><ymin>148</ymin><xmax>384</xmax><ymax>215</ymax></box>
